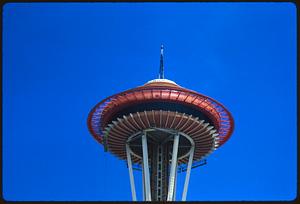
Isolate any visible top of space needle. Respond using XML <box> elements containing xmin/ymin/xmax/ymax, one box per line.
<box><xmin>87</xmin><ymin>45</ymin><xmax>234</xmax><ymax>164</ymax></box>
<box><xmin>145</xmin><ymin>45</ymin><xmax>177</xmax><ymax>85</ymax></box>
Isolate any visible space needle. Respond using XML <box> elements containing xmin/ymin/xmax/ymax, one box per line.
<box><xmin>87</xmin><ymin>45</ymin><xmax>234</xmax><ymax>201</ymax></box>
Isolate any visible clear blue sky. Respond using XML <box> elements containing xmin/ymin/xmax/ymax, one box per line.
<box><xmin>2</xmin><ymin>2</ymin><xmax>297</xmax><ymax>201</ymax></box>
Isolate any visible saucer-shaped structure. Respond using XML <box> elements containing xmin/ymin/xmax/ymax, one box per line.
<box><xmin>87</xmin><ymin>79</ymin><xmax>234</xmax><ymax>163</ymax></box>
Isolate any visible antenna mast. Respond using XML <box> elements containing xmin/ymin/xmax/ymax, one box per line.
<box><xmin>159</xmin><ymin>45</ymin><xmax>164</xmax><ymax>79</ymax></box>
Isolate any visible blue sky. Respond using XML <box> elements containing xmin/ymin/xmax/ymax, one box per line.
<box><xmin>2</xmin><ymin>2</ymin><xmax>297</xmax><ymax>201</ymax></box>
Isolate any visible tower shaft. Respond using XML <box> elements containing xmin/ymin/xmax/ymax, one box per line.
<box><xmin>150</xmin><ymin>143</ymin><xmax>170</xmax><ymax>200</ymax></box>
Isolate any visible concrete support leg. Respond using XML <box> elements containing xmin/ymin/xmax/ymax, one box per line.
<box><xmin>173</xmin><ymin>163</ymin><xmax>178</xmax><ymax>201</ymax></box>
<box><xmin>182</xmin><ymin>145</ymin><xmax>195</xmax><ymax>201</ymax></box>
<box><xmin>126</xmin><ymin>144</ymin><xmax>137</xmax><ymax>201</ymax></box>
<box><xmin>142</xmin><ymin>133</ymin><xmax>152</xmax><ymax>201</ymax></box>
<box><xmin>167</xmin><ymin>133</ymin><xmax>180</xmax><ymax>201</ymax></box>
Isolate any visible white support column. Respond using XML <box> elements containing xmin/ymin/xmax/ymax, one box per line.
<box><xmin>142</xmin><ymin>132</ymin><xmax>152</xmax><ymax>201</ymax></box>
<box><xmin>173</xmin><ymin>164</ymin><xmax>178</xmax><ymax>201</ymax></box>
<box><xmin>167</xmin><ymin>133</ymin><xmax>180</xmax><ymax>201</ymax></box>
<box><xmin>126</xmin><ymin>144</ymin><xmax>137</xmax><ymax>201</ymax></box>
<box><xmin>142</xmin><ymin>162</ymin><xmax>145</xmax><ymax>201</ymax></box>
<box><xmin>181</xmin><ymin>145</ymin><xmax>195</xmax><ymax>201</ymax></box>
